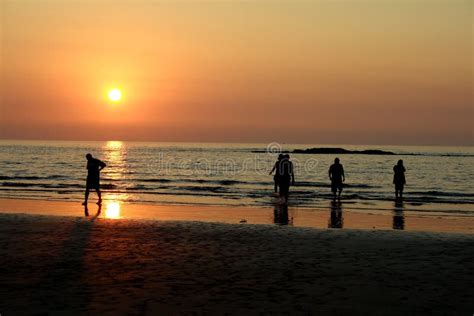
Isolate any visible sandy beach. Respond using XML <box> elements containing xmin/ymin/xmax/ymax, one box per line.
<box><xmin>1</xmin><ymin>212</ymin><xmax>473</xmax><ymax>315</ymax></box>
<box><xmin>2</xmin><ymin>0</ymin><xmax>473</xmax><ymax>313</ymax></box>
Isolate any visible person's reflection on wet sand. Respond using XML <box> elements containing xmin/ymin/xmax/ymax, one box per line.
<box><xmin>328</xmin><ymin>201</ymin><xmax>343</xmax><ymax>229</ymax></box>
<box><xmin>96</xmin><ymin>203</ymin><xmax>102</xmax><ymax>217</ymax></box>
<box><xmin>393</xmin><ymin>200</ymin><xmax>405</xmax><ymax>230</ymax></box>
<box><xmin>274</xmin><ymin>203</ymin><xmax>291</xmax><ymax>225</ymax></box>
<box><xmin>84</xmin><ymin>203</ymin><xmax>102</xmax><ymax>218</ymax></box>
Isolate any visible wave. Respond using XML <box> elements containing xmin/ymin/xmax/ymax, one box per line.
<box><xmin>139</xmin><ymin>179</ymin><xmax>172</xmax><ymax>183</ymax></box>
<box><xmin>136</xmin><ymin>178</ymin><xmax>260</xmax><ymax>186</ymax></box>
<box><xmin>0</xmin><ymin>174</ymin><xmax>458</xmax><ymax>194</ymax></box>
<box><xmin>1</xmin><ymin>186</ymin><xmax>473</xmax><ymax>207</ymax></box>
<box><xmin>0</xmin><ymin>175</ymin><xmax>69</xmax><ymax>181</ymax></box>
<box><xmin>2</xmin><ymin>180</ymin><xmax>473</xmax><ymax>206</ymax></box>
<box><xmin>409</xmin><ymin>191</ymin><xmax>474</xmax><ymax>198</ymax></box>
<box><xmin>2</xmin><ymin>180</ymin><xmax>472</xmax><ymax>202</ymax></box>
<box><xmin>293</xmin><ymin>181</ymin><xmax>377</xmax><ymax>189</ymax></box>
<box><xmin>134</xmin><ymin>178</ymin><xmax>380</xmax><ymax>189</ymax></box>
<box><xmin>1</xmin><ymin>182</ymin><xmax>36</xmax><ymax>187</ymax></box>
<box><xmin>1</xmin><ymin>182</ymin><xmax>117</xmax><ymax>190</ymax></box>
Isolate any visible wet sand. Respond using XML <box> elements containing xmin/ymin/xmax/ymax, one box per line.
<box><xmin>0</xmin><ymin>212</ymin><xmax>473</xmax><ymax>315</ymax></box>
<box><xmin>1</xmin><ymin>198</ymin><xmax>474</xmax><ymax>233</ymax></box>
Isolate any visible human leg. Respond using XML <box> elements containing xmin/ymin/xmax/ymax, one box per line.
<box><xmin>83</xmin><ymin>188</ymin><xmax>90</xmax><ymax>205</ymax></box>
<box><xmin>96</xmin><ymin>189</ymin><xmax>102</xmax><ymax>204</ymax></box>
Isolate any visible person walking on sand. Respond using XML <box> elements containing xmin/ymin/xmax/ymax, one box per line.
<box><xmin>82</xmin><ymin>153</ymin><xmax>106</xmax><ymax>206</ymax></box>
<box><xmin>393</xmin><ymin>159</ymin><xmax>406</xmax><ymax>200</ymax></box>
<box><xmin>278</xmin><ymin>154</ymin><xmax>295</xmax><ymax>203</ymax></box>
<box><xmin>329</xmin><ymin>158</ymin><xmax>345</xmax><ymax>201</ymax></box>
<box><xmin>269</xmin><ymin>154</ymin><xmax>284</xmax><ymax>193</ymax></box>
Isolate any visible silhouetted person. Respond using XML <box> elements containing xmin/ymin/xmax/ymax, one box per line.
<box><xmin>328</xmin><ymin>158</ymin><xmax>345</xmax><ymax>201</ymax></box>
<box><xmin>328</xmin><ymin>201</ymin><xmax>343</xmax><ymax>229</ymax></box>
<box><xmin>82</xmin><ymin>153</ymin><xmax>106</xmax><ymax>206</ymax></box>
<box><xmin>278</xmin><ymin>154</ymin><xmax>295</xmax><ymax>202</ymax></box>
<box><xmin>273</xmin><ymin>203</ymin><xmax>290</xmax><ymax>225</ymax></box>
<box><xmin>393</xmin><ymin>200</ymin><xmax>405</xmax><ymax>230</ymax></box>
<box><xmin>393</xmin><ymin>159</ymin><xmax>406</xmax><ymax>200</ymax></box>
<box><xmin>269</xmin><ymin>154</ymin><xmax>284</xmax><ymax>193</ymax></box>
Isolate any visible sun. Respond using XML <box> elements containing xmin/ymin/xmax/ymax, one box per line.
<box><xmin>108</xmin><ymin>88</ymin><xmax>122</xmax><ymax>102</ymax></box>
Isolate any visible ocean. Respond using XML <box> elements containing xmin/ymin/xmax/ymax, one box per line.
<box><xmin>0</xmin><ymin>140</ymin><xmax>473</xmax><ymax>215</ymax></box>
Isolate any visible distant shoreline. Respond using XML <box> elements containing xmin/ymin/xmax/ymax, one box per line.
<box><xmin>252</xmin><ymin>147</ymin><xmax>474</xmax><ymax>157</ymax></box>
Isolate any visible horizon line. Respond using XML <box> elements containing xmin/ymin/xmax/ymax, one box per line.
<box><xmin>0</xmin><ymin>138</ymin><xmax>472</xmax><ymax>148</ymax></box>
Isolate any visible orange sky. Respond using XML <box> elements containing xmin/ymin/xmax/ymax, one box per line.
<box><xmin>1</xmin><ymin>0</ymin><xmax>472</xmax><ymax>145</ymax></box>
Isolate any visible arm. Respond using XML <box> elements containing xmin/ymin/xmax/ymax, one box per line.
<box><xmin>269</xmin><ymin>163</ymin><xmax>276</xmax><ymax>175</ymax></box>
<box><xmin>328</xmin><ymin>167</ymin><xmax>332</xmax><ymax>181</ymax></box>
<box><xmin>342</xmin><ymin>166</ymin><xmax>345</xmax><ymax>182</ymax></box>
<box><xmin>99</xmin><ymin>160</ymin><xmax>106</xmax><ymax>171</ymax></box>
<box><xmin>290</xmin><ymin>162</ymin><xmax>295</xmax><ymax>185</ymax></box>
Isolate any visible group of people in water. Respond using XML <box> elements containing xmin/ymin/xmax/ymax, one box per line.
<box><xmin>81</xmin><ymin>152</ymin><xmax>407</xmax><ymax>230</ymax></box>
<box><xmin>269</xmin><ymin>154</ymin><xmax>406</xmax><ymax>203</ymax></box>
<box><xmin>81</xmin><ymin>152</ymin><xmax>407</xmax><ymax>206</ymax></box>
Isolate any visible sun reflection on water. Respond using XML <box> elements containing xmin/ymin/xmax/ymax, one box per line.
<box><xmin>104</xmin><ymin>201</ymin><xmax>122</xmax><ymax>219</ymax></box>
<box><xmin>106</xmin><ymin>140</ymin><xmax>123</xmax><ymax>150</ymax></box>
<box><xmin>103</xmin><ymin>141</ymin><xmax>126</xmax><ymax>181</ymax></box>
<box><xmin>100</xmin><ymin>141</ymin><xmax>132</xmax><ymax>218</ymax></box>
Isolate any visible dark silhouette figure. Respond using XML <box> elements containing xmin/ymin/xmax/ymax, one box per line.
<box><xmin>273</xmin><ymin>203</ymin><xmax>290</xmax><ymax>225</ymax></box>
<box><xmin>277</xmin><ymin>154</ymin><xmax>295</xmax><ymax>202</ymax></box>
<box><xmin>393</xmin><ymin>159</ymin><xmax>406</xmax><ymax>200</ymax></box>
<box><xmin>82</xmin><ymin>153</ymin><xmax>106</xmax><ymax>206</ymax></box>
<box><xmin>328</xmin><ymin>201</ymin><xmax>343</xmax><ymax>229</ymax></box>
<box><xmin>269</xmin><ymin>154</ymin><xmax>284</xmax><ymax>193</ymax></box>
<box><xmin>84</xmin><ymin>203</ymin><xmax>102</xmax><ymax>218</ymax></box>
<box><xmin>328</xmin><ymin>158</ymin><xmax>345</xmax><ymax>201</ymax></box>
<box><xmin>393</xmin><ymin>200</ymin><xmax>405</xmax><ymax>230</ymax></box>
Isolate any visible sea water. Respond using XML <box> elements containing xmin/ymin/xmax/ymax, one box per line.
<box><xmin>0</xmin><ymin>140</ymin><xmax>473</xmax><ymax>215</ymax></box>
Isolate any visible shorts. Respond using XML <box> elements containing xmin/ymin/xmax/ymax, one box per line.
<box><xmin>278</xmin><ymin>176</ymin><xmax>291</xmax><ymax>195</ymax></box>
<box><xmin>331</xmin><ymin>181</ymin><xmax>343</xmax><ymax>192</ymax></box>
<box><xmin>86</xmin><ymin>177</ymin><xmax>100</xmax><ymax>190</ymax></box>
<box><xmin>395</xmin><ymin>183</ymin><xmax>404</xmax><ymax>191</ymax></box>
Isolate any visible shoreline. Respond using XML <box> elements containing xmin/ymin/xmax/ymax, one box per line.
<box><xmin>1</xmin><ymin>198</ymin><xmax>473</xmax><ymax>234</ymax></box>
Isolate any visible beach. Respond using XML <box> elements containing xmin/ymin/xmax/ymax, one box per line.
<box><xmin>1</xmin><ymin>210</ymin><xmax>473</xmax><ymax>315</ymax></box>
<box><xmin>2</xmin><ymin>0</ymin><xmax>473</xmax><ymax>313</ymax></box>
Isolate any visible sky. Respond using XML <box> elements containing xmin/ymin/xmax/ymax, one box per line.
<box><xmin>1</xmin><ymin>0</ymin><xmax>472</xmax><ymax>145</ymax></box>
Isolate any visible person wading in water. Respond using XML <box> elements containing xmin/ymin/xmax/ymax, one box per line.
<box><xmin>278</xmin><ymin>154</ymin><xmax>295</xmax><ymax>203</ymax></box>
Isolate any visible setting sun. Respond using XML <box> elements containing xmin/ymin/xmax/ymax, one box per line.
<box><xmin>108</xmin><ymin>89</ymin><xmax>122</xmax><ymax>102</ymax></box>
